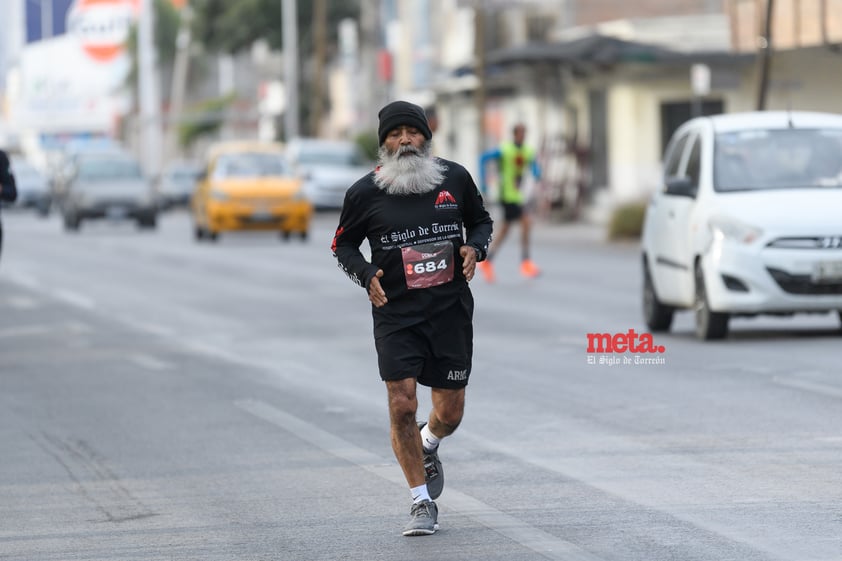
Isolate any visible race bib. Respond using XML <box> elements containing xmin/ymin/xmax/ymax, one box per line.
<box><xmin>401</xmin><ymin>241</ymin><xmax>455</xmax><ymax>290</ymax></box>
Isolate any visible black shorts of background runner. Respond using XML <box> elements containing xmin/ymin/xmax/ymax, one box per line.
<box><xmin>375</xmin><ymin>304</ymin><xmax>473</xmax><ymax>389</ymax></box>
<box><xmin>502</xmin><ymin>202</ymin><xmax>523</xmax><ymax>222</ymax></box>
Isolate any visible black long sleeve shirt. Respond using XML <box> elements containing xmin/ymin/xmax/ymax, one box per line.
<box><xmin>332</xmin><ymin>158</ymin><xmax>493</xmax><ymax>337</ymax></box>
<box><xmin>0</xmin><ymin>150</ymin><xmax>16</xmax><ymax>203</ymax></box>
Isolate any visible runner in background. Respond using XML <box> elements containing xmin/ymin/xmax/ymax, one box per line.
<box><xmin>477</xmin><ymin>123</ymin><xmax>542</xmax><ymax>281</ymax></box>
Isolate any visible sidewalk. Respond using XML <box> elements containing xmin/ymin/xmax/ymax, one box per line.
<box><xmin>533</xmin><ymin>218</ymin><xmax>605</xmax><ymax>244</ymax></box>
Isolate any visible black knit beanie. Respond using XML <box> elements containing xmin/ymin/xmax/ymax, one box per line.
<box><xmin>377</xmin><ymin>101</ymin><xmax>432</xmax><ymax>145</ymax></box>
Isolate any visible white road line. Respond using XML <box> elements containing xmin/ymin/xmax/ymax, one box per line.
<box><xmin>774</xmin><ymin>377</ymin><xmax>842</xmax><ymax>400</ymax></box>
<box><xmin>130</xmin><ymin>354</ymin><xmax>172</xmax><ymax>371</ymax></box>
<box><xmin>51</xmin><ymin>289</ymin><xmax>96</xmax><ymax>310</ymax></box>
<box><xmin>4</xmin><ymin>296</ymin><xmax>40</xmax><ymax>310</ymax></box>
<box><xmin>3</xmin><ymin>271</ymin><xmax>42</xmax><ymax>291</ymax></box>
<box><xmin>235</xmin><ymin>398</ymin><xmax>605</xmax><ymax>561</ymax></box>
<box><xmin>0</xmin><ymin>325</ymin><xmax>53</xmax><ymax>338</ymax></box>
<box><xmin>121</xmin><ymin>319</ymin><xmax>176</xmax><ymax>338</ymax></box>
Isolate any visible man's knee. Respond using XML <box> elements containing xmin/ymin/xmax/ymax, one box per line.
<box><xmin>432</xmin><ymin>389</ymin><xmax>465</xmax><ymax>429</ymax></box>
<box><xmin>387</xmin><ymin>380</ymin><xmax>418</xmax><ymax>422</ymax></box>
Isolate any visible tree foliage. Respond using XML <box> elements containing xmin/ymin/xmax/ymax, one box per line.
<box><xmin>190</xmin><ymin>0</ymin><xmax>360</xmax><ymax>56</ymax></box>
<box><xmin>178</xmin><ymin>93</ymin><xmax>237</xmax><ymax>148</ymax></box>
<box><xmin>124</xmin><ymin>0</ymin><xmax>183</xmax><ymax>95</ymax></box>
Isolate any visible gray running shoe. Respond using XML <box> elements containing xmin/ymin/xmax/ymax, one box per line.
<box><xmin>402</xmin><ymin>499</ymin><xmax>439</xmax><ymax>536</ymax></box>
<box><xmin>417</xmin><ymin>421</ymin><xmax>444</xmax><ymax>499</ymax></box>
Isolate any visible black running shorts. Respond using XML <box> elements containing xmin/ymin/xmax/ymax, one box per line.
<box><xmin>502</xmin><ymin>202</ymin><xmax>523</xmax><ymax>222</ymax></box>
<box><xmin>375</xmin><ymin>309</ymin><xmax>473</xmax><ymax>389</ymax></box>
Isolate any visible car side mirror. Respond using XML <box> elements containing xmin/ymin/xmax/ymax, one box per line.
<box><xmin>664</xmin><ymin>176</ymin><xmax>695</xmax><ymax>197</ymax></box>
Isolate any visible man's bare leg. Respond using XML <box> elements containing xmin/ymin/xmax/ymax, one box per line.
<box><xmin>427</xmin><ymin>387</ymin><xmax>465</xmax><ymax>439</ymax></box>
<box><xmin>386</xmin><ymin>378</ymin><xmax>425</xmax><ymax>488</ymax></box>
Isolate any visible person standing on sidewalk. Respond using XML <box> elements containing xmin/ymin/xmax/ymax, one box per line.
<box><xmin>0</xmin><ymin>149</ymin><xmax>18</xmax><ymax>265</ymax></box>
<box><xmin>331</xmin><ymin>100</ymin><xmax>493</xmax><ymax>536</ymax></box>
<box><xmin>477</xmin><ymin>123</ymin><xmax>542</xmax><ymax>281</ymax></box>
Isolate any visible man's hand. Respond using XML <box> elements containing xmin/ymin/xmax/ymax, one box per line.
<box><xmin>368</xmin><ymin>269</ymin><xmax>388</xmax><ymax>307</ymax></box>
<box><xmin>460</xmin><ymin>245</ymin><xmax>478</xmax><ymax>281</ymax></box>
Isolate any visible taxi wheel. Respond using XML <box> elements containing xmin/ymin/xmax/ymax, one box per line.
<box><xmin>280</xmin><ymin>231</ymin><xmax>291</xmax><ymax>241</ymax></box>
<box><xmin>194</xmin><ymin>226</ymin><xmax>205</xmax><ymax>241</ymax></box>
<box><xmin>299</xmin><ymin>231</ymin><xmax>308</xmax><ymax>241</ymax></box>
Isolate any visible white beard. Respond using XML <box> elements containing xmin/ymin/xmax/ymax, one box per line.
<box><xmin>374</xmin><ymin>142</ymin><xmax>447</xmax><ymax>196</ymax></box>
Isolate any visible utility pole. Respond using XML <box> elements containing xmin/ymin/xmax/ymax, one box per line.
<box><xmin>138</xmin><ymin>0</ymin><xmax>163</xmax><ymax>177</ymax></box>
<box><xmin>756</xmin><ymin>0</ymin><xmax>774</xmax><ymax>111</ymax></box>
<box><xmin>310</xmin><ymin>0</ymin><xmax>326</xmax><ymax>137</ymax></box>
<box><xmin>475</xmin><ymin>3</ymin><xmax>487</xmax><ymax>151</ymax></box>
<box><xmin>167</xmin><ymin>3</ymin><xmax>193</xmax><ymax>162</ymax></box>
<box><xmin>282</xmin><ymin>0</ymin><xmax>299</xmax><ymax>141</ymax></box>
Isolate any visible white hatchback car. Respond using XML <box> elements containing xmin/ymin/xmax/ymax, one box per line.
<box><xmin>641</xmin><ymin>111</ymin><xmax>842</xmax><ymax>340</ymax></box>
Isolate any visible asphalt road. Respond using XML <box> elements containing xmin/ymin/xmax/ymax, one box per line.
<box><xmin>1</xmin><ymin>209</ymin><xmax>840</xmax><ymax>561</ymax></box>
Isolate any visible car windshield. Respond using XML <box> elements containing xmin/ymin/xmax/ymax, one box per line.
<box><xmin>714</xmin><ymin>128</ymin><xmax>842</xmax><ymax>191</ymax></box>
<box><xmin>77</xmin><ymin>158</ymin><xmax>143</xmax><ymax>180</ymax></box>
<box><xmin>297</xmin><ymin>146</ymin><xmax>366</xmax><ymax>167</ymax></box>
<box><xmin>214</xmin><ymin>153</ymin><xmax>288</xmax><ymax>178</ymax></box>
<box><xmin>168</xmin><ymin>169</ymin><xmax>199</xmax><ymax>183</ymax></box>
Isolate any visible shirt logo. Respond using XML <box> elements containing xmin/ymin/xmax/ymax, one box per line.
<box><xmin>434</xmin><ymin>190</ymin><xmax>458</xmax><ymax>210</ymax></box>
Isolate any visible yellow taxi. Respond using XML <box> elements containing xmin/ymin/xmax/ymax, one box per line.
<box><xmin>191</xmin><ymin>141</ymin><xmax>313</xmax><ymax>241</ymax></box>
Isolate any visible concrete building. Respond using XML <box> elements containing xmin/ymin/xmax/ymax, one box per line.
<box><xmin>381</xmin><ymin>0</ymin><xmax>842</xmax><ymax>222</ymax></box>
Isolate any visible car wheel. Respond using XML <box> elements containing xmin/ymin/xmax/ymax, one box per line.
<box><xmin>138</xmin><ymin>216</ymin><xmax>157</xmax><ymax>229</ymax></box>
<box><xmin>280</xmin><ymin>231</ymin><xmax>291</xmax><ymax>241</ymax></box>
<box><xmin>694</xmin><ymin>262</ymin><xmax>729</xmax><ymax>340</ymax></box>
<box><xmin>207</xmin><ymin>230</ymin><xmax>219</xmax><ymax>242</ymax></box>
<box><xmin>299</xmin><ymin>230</ymin><xmax>308</xmax><ymax>241</ymax></box>
<box><xmin>194</xmin><ymin>226</ymin><xmax>205</xmax><ymax>241</ymax></box>
<box><xmin>643</xmin><ymin>259</ymin><xmax>674</xmax><ymax>332</ymax></box>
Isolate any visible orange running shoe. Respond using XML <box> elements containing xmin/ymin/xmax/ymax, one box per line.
<box><xmin>520</xmin><ymin>259</ymin><xmax>541</xmax><ymax>278</ymax></box>
<box><xmin>477</xmin><ymin>260</ymin><xmax>496</xmax><ymax>283</ymax></box>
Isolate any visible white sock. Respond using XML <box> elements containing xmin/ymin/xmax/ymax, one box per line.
<box><xmin>411</xmin><ymin>484</ymin><xmax>431</xmax><ymax>504</ymax></box>
<box><xmin>420</xmin><ymin>424</ymin><xmax>441</xmax><ymax>453</ymax></box>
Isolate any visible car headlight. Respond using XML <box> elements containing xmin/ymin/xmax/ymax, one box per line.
<box><xmin>210</xmin><ymin>189</ymin><xmax>229</xmax><ymax>201</ymax></box>
<box><xmin>708</xmin><ymin>216</ymin><xmax>763</xmax><ymax>245</ymax></box>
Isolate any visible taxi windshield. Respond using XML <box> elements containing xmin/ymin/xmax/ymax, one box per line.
<box><xmin>214</xmin><ymin>153</ymin><xmax>289</xmax><ymax>178</ymax></box>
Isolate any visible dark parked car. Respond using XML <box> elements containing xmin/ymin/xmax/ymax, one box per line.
<box><xmin>61</xmin><ymin>151</ymin><xmax>158</xmax><ymax>231</ymax></box>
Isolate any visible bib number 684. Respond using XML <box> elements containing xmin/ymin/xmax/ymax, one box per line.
<box><xmin>407</xmin><ymin>259</ymin><xmax>448</xmax><ymax>275</ymax></box>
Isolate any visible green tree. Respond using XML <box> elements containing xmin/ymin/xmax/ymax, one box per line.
<box><xmin>123</xmin><ymin>0</ymin><xmax>182</xmax><ymax>96</ymax></box>
<box><xmin>190</xmin><ymin>0</ymin><xmax>361</xmax><ymax>137</ymax></box>
<box><xmin>178</xmin><ymin>93</ymin><xmax>237</xmax><ymax>148</ymax></box>
<box><xmin>191</xmin><ymin>0</ymin><xmax>359</xmax><ymax>55</ymax></box>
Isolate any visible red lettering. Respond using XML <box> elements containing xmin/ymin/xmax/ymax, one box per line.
<box><xmin>612</xmin><ymin>333</ymin><xmax>628</xmax><ymax>353</ymax></box>
<box><xmin>586</xmin><ymin>333</ymin><xmax>612</xmax><ymax>353</ymax></box>
<box><xmin>586</xmin><ymin>330</ymin><xmax>666</xmax><ymax>353</ymax></box>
